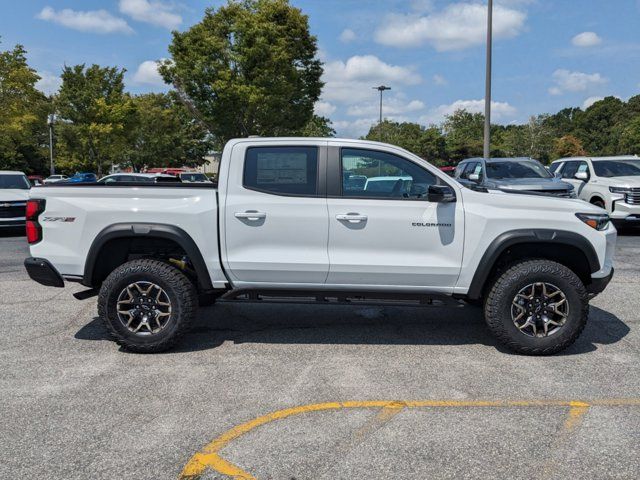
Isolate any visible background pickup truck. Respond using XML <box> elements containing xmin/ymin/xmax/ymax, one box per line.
<box><xmin>24</xmin><ymin>138</ymin><xmax>616</xmax><ymax>355</ymax></box>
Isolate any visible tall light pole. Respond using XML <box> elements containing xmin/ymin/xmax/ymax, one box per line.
<box><xmin>47</xmin><ymin>114</ymin><xmax>55</xmax><ymax>176</ymax></box>
<box><xmin>373</xmin><ymin>85</ymin><xmax>391</xmax><ymax>125</ymax></box>
<box><xmin>483</xmin><ymin>0</ymin><xmax>493</xmax><ymax>160</ymax></box>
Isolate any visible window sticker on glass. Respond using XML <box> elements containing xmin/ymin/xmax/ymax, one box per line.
<box><xmin>256</xmin><ymin>154</ymin><xmax>308</xmax><ymax>185</ymax></box>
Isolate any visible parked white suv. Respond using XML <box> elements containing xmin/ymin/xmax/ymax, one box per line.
<box><xmin>550</xmin><ymin>156</ymin><xmax>640</xmax><ymax>224</ymax></box>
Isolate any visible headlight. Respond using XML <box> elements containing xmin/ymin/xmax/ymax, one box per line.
<box><xmin>609</xmin><ymin>186</ymin><xmax>630</xmax><ymax>193</ymax></box>
<box><xmin>576</xmin><ymin>213</ymin><xmax>610</xmax><ymax>231</ymax></box>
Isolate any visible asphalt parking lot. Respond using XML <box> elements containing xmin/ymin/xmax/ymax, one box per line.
<box><xmin>1</xmin><ymin>227</ymin><xmax>639</xmax><ymax>480</ymax></box>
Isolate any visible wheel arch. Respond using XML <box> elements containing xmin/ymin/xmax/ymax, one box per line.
<box><xmin>466</xmin><ymin>229</ymin><xmax>600</xmax><ymax>300</ymax></box>
<box><xmin>83</xmin><ymin>223</ymin><xmax>213</xmax><ymax>291</ymax></box>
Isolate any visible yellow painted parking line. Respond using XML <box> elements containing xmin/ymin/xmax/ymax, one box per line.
<box><xmin>178</xmin><ymin>399</ymin><xmax>640</xmax><ymax>480</ymax></box>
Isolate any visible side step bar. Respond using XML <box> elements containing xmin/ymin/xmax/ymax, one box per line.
<box><xmin>218</xmin><ymin>288</ymin><xmax>464</xmax><ymax>308</ymax></box>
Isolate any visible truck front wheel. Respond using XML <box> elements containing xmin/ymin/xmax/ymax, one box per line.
<box><xmin>98</xmin><ymin>259</ymin><xmax>197</xmax><ymax>353</ymax></box>
<box><xmin>484</xmin><ymin>260</ymin><xmax>588</xmax><ymax>355</ymax></box>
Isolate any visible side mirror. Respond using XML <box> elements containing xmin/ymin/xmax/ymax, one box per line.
<box><xmin>468</xmin><ymin>173</ymin><xmax>480</xmax><ymax>182</ymax></box>
<box><xmin>428</xmin><ymin>184</ymin><xmax>456</xmax><ymax>203</ymax></box>
<box><xmin>554</xmin><ymin>171</ymin><xmax>562</xmax><ymax>178</ymax></box>
<box><xmin>574</xmin><ymin>171</ymin><xmax>588</xmax><ymax>181</ymax></box>
<box><xmin>408</xmin><ymin>184</ymin><xmax>428</xmax><ymax>198</ymax></box>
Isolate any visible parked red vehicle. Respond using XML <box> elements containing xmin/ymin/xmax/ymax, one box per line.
<box><xmin>28</xmin><ymin>175</ymin><xmax>44</xmax><ymax>186</ymax></box>
<box><xmin>145</xmin><ymin>167</ymin><xmax>188</xmax><ymax>176</ymax></box>
<box><xmin>439</xmin><ymin>166</ymin><xmax>456</xmax><ymax>177</ymax></box>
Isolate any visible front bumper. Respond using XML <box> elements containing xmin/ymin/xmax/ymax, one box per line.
<box><xmin>610</xmin><ymin>199</ymin><xmax>640</xmax><ymax>221</ymax></box>
<box><xmin>587</xmin><ymin>268</ymin><xmax>614</xmax><ymax>297</ymax></box>
<box><xmin>24</xmin><ymin>257</ymin><xmax>64</xmax><ymax>287</ymax></box>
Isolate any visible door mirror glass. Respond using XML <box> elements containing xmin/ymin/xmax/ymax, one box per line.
<box><xmin>427</xmin><ymin>184</ymin><xmax>456</xmax><ymax>203</ymax></box>
<box><xmin>468</xmin><ymin>173</ymin><xmax>480</xmax><ymax>182</ymax></box>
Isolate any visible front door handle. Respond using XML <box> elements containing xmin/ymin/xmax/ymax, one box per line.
<box><xmin>235</xmin><ymin>211</ymin><xmax>266</xmax><ymax>221</ymax></box>
<box><xmin>336</xmin><ymin>213</ymin><xmax>368</xmax><ymax>223</ymax></box>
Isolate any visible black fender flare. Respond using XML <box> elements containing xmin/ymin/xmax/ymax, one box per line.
<box><xmin>83</xmin><ymin>223</ymin><xmax>213</xmax><ymax>291</ymax></box>
<box><xmin>466</xmin><ymin>229</ymin><xmax>600</xmax><ymax>299</ymax></box>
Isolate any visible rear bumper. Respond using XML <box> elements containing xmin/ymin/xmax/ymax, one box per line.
<box><xmin>24</xmin><ymin>257</ymin><xmax>65</xmax><ymax>287</ymax></box>
<box><xmin>0</xmin><ymin>219</ymin><xmax>25</xmax><ymax>227</ymax></box>
<box><xmin>587</xmin><ymin>268</ymin><xmax>614</xmax><ymax>297</ymax></box>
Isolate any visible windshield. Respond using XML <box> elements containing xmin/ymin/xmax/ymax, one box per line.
<box><xmin>485</xmin><ymin>160</ymin><xmax>552</xmax><ymax>179</ymax></box>
<box><xmin>593</xmin><ymin>160</ymin><xmax>640</xmax><ymax>177</ymax></box>
<box><xmin>181</xmin><ymin>173</ymin><xmax>207</xmax><ymax>182</ymax></box>
<box><xmin>0</xmin><ymin>174</ymin><xmax>30</xmax><ymax>189</ymax></box>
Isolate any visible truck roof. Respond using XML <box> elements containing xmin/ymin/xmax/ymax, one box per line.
<box><xmin>552</xmin><ymin>155</ymin><xmax>639</xmax><ymax>163</ymax></box>
<box><xmin>226</xmin><ymin>137</ymin><xmax>407</xmax><ymax>149</ymax></box>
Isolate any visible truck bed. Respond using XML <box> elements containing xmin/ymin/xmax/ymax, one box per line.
<box><xmin>29</xmin><ymin>184</ymin><xmax>228</xmax><ymax>288</ymax></box>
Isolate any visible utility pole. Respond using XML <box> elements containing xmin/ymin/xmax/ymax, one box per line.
<box><xmin>47</xmin><ymin>114</ymin><xmax>55</xmax><ymax>175</ymax></box>
<box><xmin>373</xmin><ymin>85</ymin><xmax>391</xmax><ymax>125</ymax></box>
<box><xmin>483</xmin><ymin>0</ymin><xmax>493</xmax><ymax>160</ymax></box>
<box><xmin>373</xmin><ymin>85</ymin><xmax>391</xmax><ymax>142</ymax></box>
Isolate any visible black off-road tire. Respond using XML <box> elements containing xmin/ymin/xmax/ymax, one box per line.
<box><xmin>484</xmin><ymin>259</ymin><xmax>588</xmax><ymax>355</ymax></box>
<box><xmin>98</xmin><ymin>259</ymin><xmax>197</xmax><ymax>353</ymax></box>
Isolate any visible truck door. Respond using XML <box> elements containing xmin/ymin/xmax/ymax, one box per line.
<box><xmin>326</xmin><ymin>147</ymin><xmax>464</xmax><ymax>292</ymax></box>
<box><xmin>223</xmin><ymin>142</ymin><xmax>329</xmax><ymax>286</ymax></box>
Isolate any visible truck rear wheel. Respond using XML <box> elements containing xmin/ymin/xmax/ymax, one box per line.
<box><xmin>98</xmin><ymin>259</ymin><xmax>197</xmax><ymax>353</ymax></box>
<box><xmin>484</xmin><ymin>259</ymin><xmax>588</xmax><ymax>355</ymax></box>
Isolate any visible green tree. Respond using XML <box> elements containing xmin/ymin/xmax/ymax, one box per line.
<box><xmin>297</xmin><ymin>114</ymin><xmax>335</xmax><ymax>137</ymax></box>
<box><xmin>123</xmin><ymin>93</ymin><xmax>213</xmax><ymax>172</ymax></box>
<box><xmin>160</xmin><ymin>0</ymin><xmax>323</xmax><ymax>144</ymax></box>
<box><xmin>364</xmin><ymin>121</ymin><xmax>447</xmax><ymax>164</ymax></box>
<box><xmin>55</xmin><ymin>64</ymin><xmax>131</xmax><ymax>175</ymax></box>
<box><xmin>0</xmin><ymin>43</ymin><xmax>50</xmax><ymax>174</ymax></box>
<box><xmin>501</xmin><ymin>115</ymin><xmax>553</xmax><ymax>163</ymax></box>
<box><xmin>442</xmin><ymin>110</ymin><xmax>484</xmax><ymax>161</ymax></box>
<box><xmin>575</xmin><ymin>96</ymin><xmax>627</xmax><ymax>155</ymax></box>
<box><xmin>619</xmin><ymin>116</ymin><xmax>640</xmax><ymax>155</ymax></box>
<box><xmin>552</xmin><ymin>135</ymin><xmax>586</xmax><ymax>159</ymax></box>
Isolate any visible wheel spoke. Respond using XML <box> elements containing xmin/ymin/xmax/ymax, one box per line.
<box><xmin>116</xmin><ymin>281</ymin><xmax>172</xmax><ymax>336</ymax></box>
<box><xmin>511</xmin><ymin>282</ymin><xmax>569</xmax><ymax>338</ymax></box>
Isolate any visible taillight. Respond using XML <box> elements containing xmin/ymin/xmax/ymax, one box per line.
<box><xmin>26</xmin><ymin>199</ymin><xmax>45</xmax><ymax>244</ymax></box>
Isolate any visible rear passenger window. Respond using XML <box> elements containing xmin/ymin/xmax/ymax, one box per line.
<box><xmin>243</xmin><ymin>147</ymin><xmax>318</xmax><ymax>196</ymax></box>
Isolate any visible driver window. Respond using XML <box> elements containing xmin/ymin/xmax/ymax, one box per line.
<box><xmin>561</xmin><ymin>162</ymin><xmax>579</xmax><ymax>179</ymax></box>
<box><xmin>341</xmin><ymin>148</ymin><xmax>436</xmax><ymax>199</ymax></box>
<box><xmin>576</xmin><ymin>162</ymin><xmax>590</xmax><ymax>178</ymax></box>
<box><xmin>460</xmin><ymin>162</ymin><xmax>479</xmax><ymax>180</ymax></box>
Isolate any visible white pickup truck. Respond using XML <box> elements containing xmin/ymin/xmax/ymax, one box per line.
<box><xmin>24</xmin><ymin>138</ymin><xmax>616</xmax><ymax>355</ymax></box>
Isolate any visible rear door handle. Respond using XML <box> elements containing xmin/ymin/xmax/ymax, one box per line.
<box><xmin>336</xmin><ymin>213</ymin><xmax>368</xmax><ymax>223</ymax></box>
<box><xmin>235</xmin><ymin>211</ymin><xmax>266</xmax><ymax>221</ymax></box>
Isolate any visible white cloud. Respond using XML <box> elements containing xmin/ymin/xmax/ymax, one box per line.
<box><xmin>119</xmin><ymin>0</ymin><xmax>182</xmax><ymax>30</ymax></box>
<box><xmin>572</xmin><ymin>31</ymin><xmax>602</xmax><ymax>48</ymax></box>
<box><xmin>35</xmin><ymin>71</ymin><xmax>62</xmax><ymax>95</ymax></box>
<box><xmin>549</xmin><ymin>69</ymin><xmax>607</xmax><ymax>95</ymax></box>
<box><xmin>322</xmin><ymin>55</ymin><xmax>421</xmax><ymax>104</ymax></box>
<box><xmin>314</xmin><ymin>101</ymin><xmax>337</xmax><ymax>117</ymax></box>
<box><xmin>421</xmin><ymin>99</ymin><xmax>516</xmax><ymax>124</ymax></box>
<box><xmin>374</xmin><ymin>2</ymin><xmax>526</xmax><ymax>50</ymax></box>
<box><xmin>37</xmin><ymin>6</ymin><xmax>133</xmax><ymax>34</ymax></box>
<box><xmin>433</xmin><ymin>74</ymin><xmax>447</xmax><ymax>86</ymax></box>
<box><xmin>339</xmin><ymin>29</ymin><xmax>356</xmax><ymax>43</ymax></box>
<box><xmin>132</xmin><ymin>60</ymin><xmax>165</xmax><ymax>86</ymax></box>
<box><xmin>333</xmin><ymin>118</ymin><xmax>378</xmax><ymax>138</ymax></box>
<box><xmin>582</xmin><ymin>96</ymin><xmax>604</xmax><ymax>109</ymax></box>
<box><xmin>347</xmin><ymin>99</ymin><xmax>425</xmax><ymax>117</ymax></box>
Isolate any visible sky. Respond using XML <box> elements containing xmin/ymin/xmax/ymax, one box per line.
<box><xmin>2</xmin><ymin>0</ymin><xmax>639</xmax><ymax>137</ymax></box>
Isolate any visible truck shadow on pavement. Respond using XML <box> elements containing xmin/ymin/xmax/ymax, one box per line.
<box><xmin>75</xmin><ymin>304</ymin><xmax>628</xmax><ymax>356</ymax></box>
